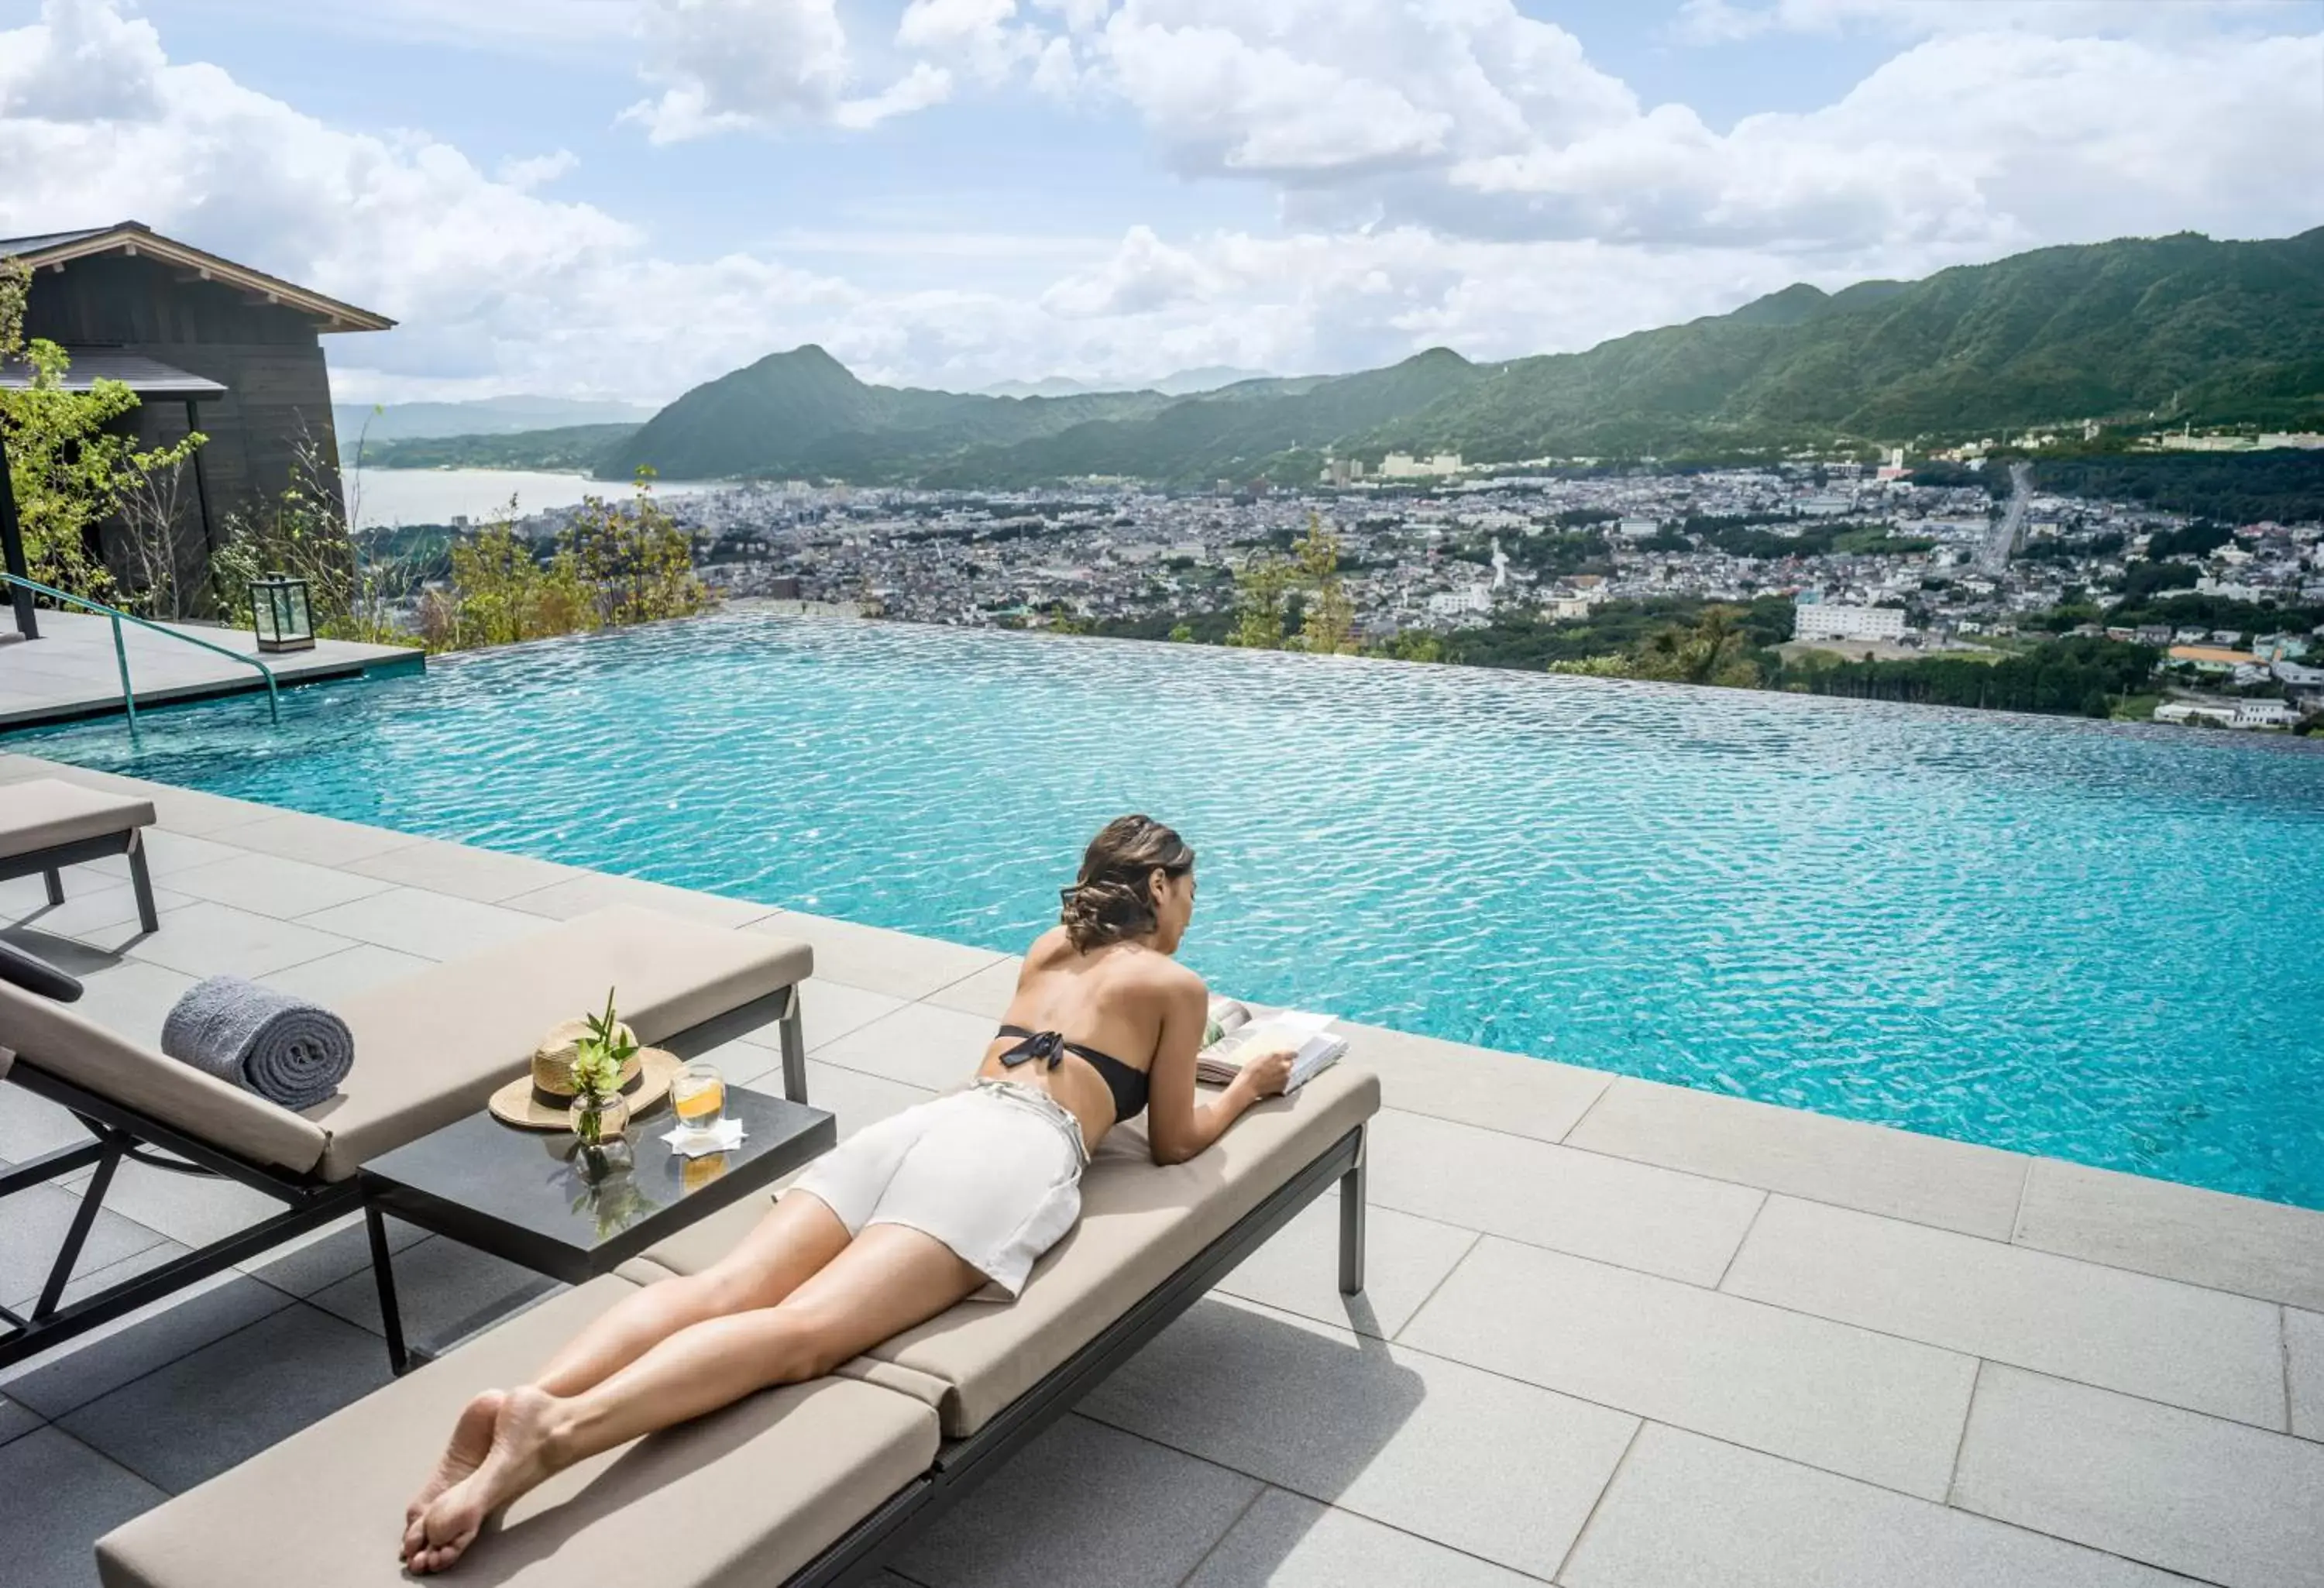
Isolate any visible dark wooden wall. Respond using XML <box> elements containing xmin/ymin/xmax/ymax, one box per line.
<box><xmin>23</xmin><ymin>253</ymin><xmax>351</xmax><ymax>611</ymax></box>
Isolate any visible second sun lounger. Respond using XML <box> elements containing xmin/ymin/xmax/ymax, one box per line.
<box><xmin>0</xmin><ymin>777</ymin><xmax>161</xmax><ymax>933</ymax></box>
<box><xmin>0</xmin><ymin>903</ymin><xmax>813</xmax><ymax>1370</ymax></box>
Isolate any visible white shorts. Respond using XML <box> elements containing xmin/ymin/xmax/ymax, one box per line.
<box><xmin>786</xmin><ymin>1081</ymin><xmax>1089</xmax><ymax>1297</ymax></box>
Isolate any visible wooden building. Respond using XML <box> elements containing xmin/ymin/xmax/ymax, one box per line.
<box><xmin>0</xmin><ymin>221</ymin><xmax>392</xmax><ymax>634</ymax></box>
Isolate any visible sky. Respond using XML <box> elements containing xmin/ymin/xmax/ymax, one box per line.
<box><xmin>1</xmin><ymin>0</ymin><xmax>2319</xmax><ymax>404</ymax></box>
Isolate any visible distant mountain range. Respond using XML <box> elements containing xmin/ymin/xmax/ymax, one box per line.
<box><xmin>338</xmin><ymin>396</ymin><xmax>658</xmax><ymax>446</ymax></box>
<box><xmin>369</xmin><ymin>229</ymin><xmax>2324</xmax><ymax>488</ymax></box>
<box><xmin>980</xmin><ymin>366</ymin><xmax>1273</xmax><ymax>399</ymax></box>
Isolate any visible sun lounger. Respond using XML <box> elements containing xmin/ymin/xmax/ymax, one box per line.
<box><xmin>91</xmin><ymin>1066</ymin><xmax>1380</xmax><ymax>1588</ymax></box>
<box><xmin>0</xmin><ymin>778</ymin><xmax>161</xmax><ymax>933</ymax></box>
<box><xmin>0</xmin><ymin>904</ymin><xmax>813</xmax><ymax>1370</ymax></box>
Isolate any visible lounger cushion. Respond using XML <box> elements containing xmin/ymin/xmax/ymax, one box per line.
<box><xmin>95</xmin><ymin>1275</ymin><xmax>940</xmax><ymax>1588</ymax></box>
<box><xmin>0</xmin><ymin>778</ymin><xmax>153</xmax><ymax>860</ymax></box>
<box><xmin>0</xmin><ymin>979</ymin><xmax>328</xmax><ymax>1174</ymax></box>
<box><xmin>629</xmin><ymin>1066</ymin><xmax>1381</xmax><ymax>1438</ymax></box>
<box><xmin>310</xmin><ymin>905</ymin><xmax>813</xmax><ymax>1180</ymax></box>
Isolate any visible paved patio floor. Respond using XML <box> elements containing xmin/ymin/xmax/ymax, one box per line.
<box><xmin>0</xmin><ymin>610</ymin><xmax>418</xmax><ymax>727</ymax></box>
<box><xmin>1</xmin><ymin>749</ymin><xmax>2319</xmax><ymax>1588</ymax></box>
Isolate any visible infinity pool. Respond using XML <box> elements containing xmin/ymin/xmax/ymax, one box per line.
<box><xmin>13</xmin><ymin>615</ymin><xmax>2324</xmax><ymax>1206</ymax></box>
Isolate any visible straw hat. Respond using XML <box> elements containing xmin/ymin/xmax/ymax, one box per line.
<box><xmin>488</xmin><ymin>1016</ymin><xmax>681</xmax><ymax>1130</ymax></box>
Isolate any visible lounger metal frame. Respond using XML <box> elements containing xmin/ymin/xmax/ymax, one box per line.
<box><xmin>0</xmin><ymin>826</ymin><xmax>161</xmax><ymax>935</ymax></box>
<box><xmin>0</xmin><ymin>984</ymin><xmax>811</xmax><ymax>1372</ymax></box>
<box><xmin>0</xmin><ymin>1060</ymin><xmax>365</xmax><ymax>1371</ymax></box>
<box><xmin>782</xmin><ymin>1120</ymin><xmax>1370</xmax><ymax>1588</ymax></box>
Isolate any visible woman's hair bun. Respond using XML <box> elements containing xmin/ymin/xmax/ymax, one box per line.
<box><xmin>1059</xmin><ymin>816</ymin><xmax>1195</xmax><ymax>952</ymax></box>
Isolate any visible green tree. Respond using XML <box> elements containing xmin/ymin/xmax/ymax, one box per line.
<box><xmin>1377</xmin><ymin>630</ymin><xmax>1444</xmax><ymax>663</ymax></box>
<box><xmin>562</xmin><ymin>470</ymin><xmax>707</xmax><ymax>628</ymax></box>
<box><xmin>429</xmin><ymin>501</ymin><xmax>593</xmax><ymax>650</ymax></box>
<box><xmin>1229</xmin><ymin>550</ymin><xmax>1292</xmax><ymax>649</ymax></box>
<box><xmin>1545</xmin><ymin>653</ymin><xmax>1634</xmax><ymax>677</ymax></box>
<box><xmin>1</xmin><ymin>256</ymin><xmax>205</xmax><ymax>602</ymax></box>
<box><xmin>1627</xmin><ymin>607</ymin><xmax>1766</xmax><ymax>688</ymax></box>
<box><xmin>1167</xmin><ymin>622</ymin><xmax>1195</xmax><ymax>643</ymax></box>
<box><xmin>1293</xmin><ymin>511</ymin><xmax>1356</xmax><ymax>654</ymax></box>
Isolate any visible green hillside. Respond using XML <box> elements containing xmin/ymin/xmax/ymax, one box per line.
<box><xmin>1376</xmin><ymin>229</ymin><xmax>2324</xmax><ymax>462</ymax></box>
<box><xmin>594</xmin><ymin>345</ymin><xmax>1173</xmax><ymax>480</ymax></box>
<box><xmin>596</xmin><ymin>228</ymin><xmax>2324</xmax><ymax>486</ymax></box>
<box><xmin>362</xmin><ymin>423</ymin><xmax>642</xmax><ymax>473</ymax></box>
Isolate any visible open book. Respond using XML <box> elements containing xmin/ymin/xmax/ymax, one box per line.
<box><xmin>1198</xmin><ymin>999</ymin><xmax>1347</xmax><ymax>1093</ymax></box>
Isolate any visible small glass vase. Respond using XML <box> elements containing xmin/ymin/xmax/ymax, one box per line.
<box><xmin>569</xmin><ymin>1087</ymin><xmax>630</xmax><ymax>1148</ymax></box>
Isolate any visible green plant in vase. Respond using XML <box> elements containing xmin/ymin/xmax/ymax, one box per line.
<box><xmin>568</xmin><ymin>987</ymin><xmax>638</xmax><ymax>1147</ymax></box>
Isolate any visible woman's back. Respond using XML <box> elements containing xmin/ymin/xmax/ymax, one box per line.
<box><xmin>979</xmin><ymin>927</ymin><xmax>1197</xmax><ymax>1143</ymax></box>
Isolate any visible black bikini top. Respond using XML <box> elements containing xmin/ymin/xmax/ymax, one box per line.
<box><xmin>994</xmin><ymin>1024</ymin><xmax>1150</xmax><ymax>1123</ymax></box>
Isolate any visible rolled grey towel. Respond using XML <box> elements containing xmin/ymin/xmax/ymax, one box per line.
<box><xmin>160</xmin><ymin>975</ymin><xmax>355</xmax><ymax>1111</ymax></box>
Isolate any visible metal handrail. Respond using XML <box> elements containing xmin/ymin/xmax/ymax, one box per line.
<box><xmin>1</xmin><ymin>572</ymin><xmax>278</xmax><ymax>727</ymax></box>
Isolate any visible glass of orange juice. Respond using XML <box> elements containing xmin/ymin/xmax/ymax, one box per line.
<box><xmin>670</xmin><ymin>1061</ymin><xmax>727</xmax><ymax>1140</ymax></box>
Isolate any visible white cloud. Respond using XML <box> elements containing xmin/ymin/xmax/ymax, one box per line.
<box><xmin>0</xmin><ymin>0</ymin><xmax>163</xmax><ymax>119</ymax></box>
<box><xmin>3</xmin><ymin>0</ymin><xmax>2319</xmax><ymax>411</ymax></box>
<box><xmin>1674</xmin><ymin>0</ymin><xmax>2310</xmax><ymax>45</ymax></box>
<box><xmin>624</xmin><ymin>0</ymin><xmax>951</xmax><ymax>141</ymax></box>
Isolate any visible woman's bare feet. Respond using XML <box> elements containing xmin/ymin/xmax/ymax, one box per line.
<box><xmin>407</xmin><ymin>1386</ymin><xmax>566</xmax><ymax>1575</ymax></box>
<box><xmin>402</xmin><ymin>1390</ymin><xmax>504</xmax><ymax>1565</ymax></box>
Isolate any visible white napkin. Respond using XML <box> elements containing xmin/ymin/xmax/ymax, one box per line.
<box><xmin>661</xmin><ymin>1117</ymin><xmax>746</xmax><ymax>1159</ymax></box>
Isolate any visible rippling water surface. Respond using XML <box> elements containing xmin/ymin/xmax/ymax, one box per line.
<box><xmin>16</xmin><ymin>616</ymin><xmax>2324</xmax><ymax>1205</ymax></box>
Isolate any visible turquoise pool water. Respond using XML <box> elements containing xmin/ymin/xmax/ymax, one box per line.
<box><xmin>13</xmin><ymin>615</ymin><xmax>2324</xmax><ymax>1206</ymax></box>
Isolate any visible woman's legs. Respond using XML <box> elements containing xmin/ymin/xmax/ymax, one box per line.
<box><xmin>407</xmin><ymin>1222</ymin><xmax>983</xmax><ymax>1575</ymax></box>
<box><xmin>532</xmin><ymin>1192</ymin><xmax>853</xmax><ymax>1394</ymax></box>
<box><xmin>402</xmin><ymin>1193</ymin><xmax>850</xmax><ymax>1555</ymax></box>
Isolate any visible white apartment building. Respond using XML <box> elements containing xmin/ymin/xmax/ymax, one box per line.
<box><xmin>1379</xmin><ymin>452</ymin><xmax>1464</xmax><ymax>479</ymax></box>
<box><xmin>1428</xmin><ymin>583</ymin><xmax>1495</xmax><ymax>617</ymax></box>
<box><xmin>1794</xmin><ymin>601</ymin><xmax>1910</xmax><ymax>643</ymax></box>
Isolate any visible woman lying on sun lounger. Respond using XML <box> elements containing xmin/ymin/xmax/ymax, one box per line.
<box><xmin>401</xmin><ymin>814</ymin><xmax>1297</xmax><ymax>1574</ymax></box>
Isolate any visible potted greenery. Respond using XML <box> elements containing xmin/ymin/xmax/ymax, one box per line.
<box><xmin>567</xmin><ymin>988</ymin><xmax>639</xmax><ymax>1149</ymax></box>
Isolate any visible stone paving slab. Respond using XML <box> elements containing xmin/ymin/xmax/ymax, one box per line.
<box><xmin>0</xmin><ymin>1426</ymin><xmax>168</xmax><ymax>1588</ymax></box>
<box><xmin>0</xmin><ymin>1392</ymin><xmax>42</xmax><ymax>1448</ymax></box>
<box><xmin>2290</xmin><ymin>1308</ymin><xmax>2323</xmax><ymax>1442</ymax></box>
<box><xmin>83</xmin><ymin>827</ymin><xmax>254</xmax><ymax>880</ymax></box>
<box><xmin>1951</xmin><ymin>1363</ymin><xmax>2324</xmax><ymax>1588</ymax></box>
<box><xmin>1722</xmin><ymin>1195</ymin><xmax>2288</xmax><ymax>1428</ymax></box>
<box><xmin>809</xmin><ymin>997</ymin><xmax>1006</xmax><ymax>1091</ymax></box>
<box><xmin>1214</xmin><ymin>1189</ymin><xmax>1476</xmax><ymax>1340</ymax></box>
<box><xmin>1081</xmin><ymin>1294</ymin><xmax>1636</xmax><ymax>1579</ymax></box>
<box><xmin>890</xmin><ymin>1414</ymin><xmax>1262</xmax><ymax>1588</ymax></box>
<box><xmin>0</xmin><ymin>1273</ymin><xmax>293</xmax><ymax>1421</ymax></box>
<box><xmin>2014</xmin><ymin>1158</ymin><xmax>2324</xmax><ymax>1312</ymax></box>
<box><xmin>182</xmin><ymin>808</ymin><xmax>421</xmax><ymax>868</ymax></box>
<box><xmin>1562</xmin><ymin>1422</ymin><xmax>2202</xmax><ymax>1588</ymax></box>
<box><xmin>339</xmin><ymin>837</ymin><xmax>583</xmax><ymax>903</ymax></box>
<box><xmin>52</xmin><ymin>1156</ymin><xmax>285</xmax><ymax>1253</ymax></box>
<box><xmin>56</xmin><ymin>1302</ymin><xmax>394</xmax><ymax>1497</ymax></box>
<box><xmin>501</xmin><ymin>868</ymin><xmax>779</xmax><ymax>928</ymax></box>
<box><xmin>1186</xmin><ymin>1488</ymin><xmax>1542</xmax><ymax>1588</ymax></box>
<box><xmin>1335</xmin><ymin>1019</ymin><xmax>1609</xmax><ymax>1144</ymax></box>
<box><xmin>750</xmin><ymin>909</ymin><xmax>1008</xmax><ymax>1001</ymax></box>
<box><xmin>295</xmin><ymin>884</ymin><xmax>553</xmax><ymax>961</ymax></box>
<box><xmin>163</xmin><ymin>851</ymin><xmax>399</xmax><ymax>918</ymax></box>
<box><xmin>1366</xmin><ymin>1106</ymin><xmax>1765</xmax><ymax>1286</ymax></box>
<box><xmin>0</xmin><ymin>874</ymin><xmax>192</xmax><ymax>940</ymax></box>
<box><xmin>1564</xmin><ymin>1075</ymin><xmax>2031</xmax><ymax>1239</ymax></box>
<box><xmin>919</xmin><ymin>954</ymin><xmax>1024</xmax><ymax>1019</ymax></box>
<box><xmin>257</xmin><ymin>942</ymin><xmax>439</xmax><ymax>1003</ymax></box>
<box><xmin>0</xmin><ymin>1183</ymin><xmax>174</xmax><ymax>1315</ymax></box>
<box><xmin>64</xmin><ymin>957</ymin><xmax>200</xmax><ymax>1047</ymax></box>
<box><xmin>1400</xmin><ymin>1235</ymin><xmax>1977</xmax><ymax>1500</ymax></box>
<box><xmin>115</xmin><ymin>898</ymin><xmax>358</xmax><ymax>981</ymax></box>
